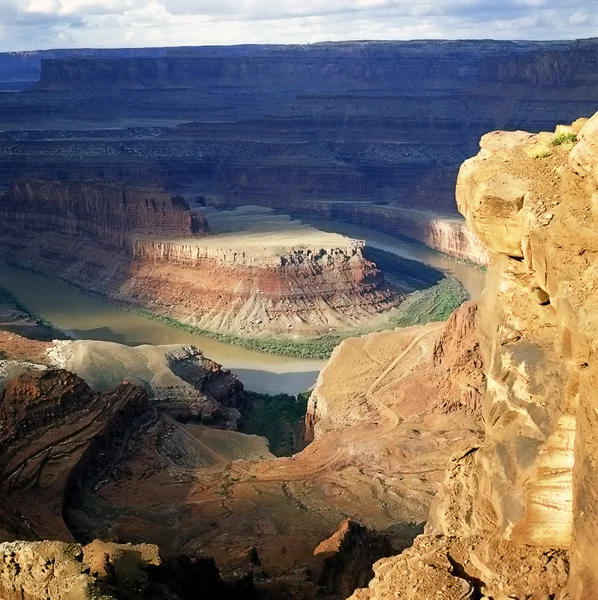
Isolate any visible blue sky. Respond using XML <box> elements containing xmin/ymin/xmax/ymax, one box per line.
<box><xmin>0</xmin><ymin>0</ymin><xmax>596</xmax><ymax>51</ymax></box>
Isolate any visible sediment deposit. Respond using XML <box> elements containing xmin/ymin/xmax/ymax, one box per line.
<box><xmin>351</xmin><ymin>113</ymin><xmax>598</xmax><ymax>599</ymax></box>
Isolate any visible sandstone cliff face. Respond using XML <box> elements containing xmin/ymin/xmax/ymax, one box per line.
<box><xmin>0</xmin><ymin>179</ymin><xmax>400</xmax><ymax>338</ymax></box>
<box><xmin>294</xmin><ymin>201</ymin><xmax>489</xmax><ymax>265</ymax></box>
<box><xmin>0</xmin><ymin>179</ymin><xmax>207</xmax><ymax>248</ymax></box>
<box><xmin>351</xmin><ymin>113</ymin><xmax>598</xmax><ymax>599</ymax></box>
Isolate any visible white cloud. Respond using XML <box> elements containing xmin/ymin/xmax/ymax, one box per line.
<box><xmin>19</xmin><ymin>0</ymin><xmax>61</xmax><ymax>14</ymax></box>
<box><xmin>569</xmin><ymin>11</ymin><xmax>589</xmax><ymax>26</ymax></box>
<box><xmin>0</xmin><ymin>0</ymin><xmax>596</xmax><ymax>50</ymax></box>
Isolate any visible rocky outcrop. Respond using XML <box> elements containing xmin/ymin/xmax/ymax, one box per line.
<box><xmin>0</xmin><ymin>179</ymin><xmax>401</xmax><ymax>338</ymax></box>
<box><xmin>351</xmin><ymin>113</ymin><xmax>598</xmax><ymax>599</ymax></box>
<box><xmin>0</xmin><ymin>333</ymin><xmax>249</xmax><ymax>429</ymax></box>
<box><xmin>0</xmin><ymin>539</ymin><xmax>251</xmax><ymax>599</ymax></box>
<box><xmin>0</xmin><ymin>367</ymin><xmax>148</xmax><ymax>540</ymax></box>
<box><xmin>305</xmin><ymin>300</ymin><xmax>484</xmax><ymax>440</ymax></box>
<box><xmin>33</xmin><ymin>303</ymin><xmax>480</xmax><ymax>598</ymax></box>
<box><xmin>313</xmin><ymin>519</ymin><xmax>392</xmax><ymax>598</ymax></box>
<box><xmin>0</xmin><ymin>179</ymin><xmax>207</xmax><ymax>248</ymax></box>
<box><xmin>46</xmin><ymin>340</ymin><xmax>248</xmax><ymax>428</ymax></box>
<box><xmin>293</xmin><ymin>202</ymin><xmax>489</xmax><ymax>265</ymax></box>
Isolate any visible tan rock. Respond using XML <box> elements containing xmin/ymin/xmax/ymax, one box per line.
<box><xmin>353</xmin><ymin>111</ymin><xmax>598</xmax><ymax>599</ymax></box>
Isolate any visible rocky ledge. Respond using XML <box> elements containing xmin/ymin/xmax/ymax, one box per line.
<box><xmin>351</xmin><ymin>112</ymin><xmax>598</xmax><ymax>599</ymax></box>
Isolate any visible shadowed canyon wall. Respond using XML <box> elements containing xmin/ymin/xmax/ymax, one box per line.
<box><xmin>0</xmin><ymin>40</ymin><xmax>596</xmax><ymax>264</ymax></box>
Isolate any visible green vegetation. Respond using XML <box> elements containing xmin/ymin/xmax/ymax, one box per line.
<box><xmin>389</xmin><ymin>277</ymin><xmax>468</xmax><ymax>327</ymax></box>
<box><xmin>242</xmin><ymin>390</ymin><xmax>311</xmax><ymax>456</ymax></box>
<box><xmin>130</xmin><ymin>307</ymin><xmax>343</xmax><ymax>359</ymax></box>
<box><xmin>131</xmin><ymin>276</ymin><xmax>467</xmax><ymax>360</ymax></box>
<box><xmin>552</xmin><ymin>132</ymin><xmax>577</xmax><ymax>146</ymax></box>
<box><xmin>530</xmin><ymin>146</ymin><xmax>552</xmax><ymax>159</ymax></box>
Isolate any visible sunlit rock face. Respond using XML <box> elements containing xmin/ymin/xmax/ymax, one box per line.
<box><xmin>0</xmin><ymin>179</ymin><xmax>208</xmax><ymax>247</ymax></box>
<box><xmin>0</xmin><ymin>179</ymin><xmax>401</xmax><ymax>338</ymax></box>
<box><xmin>351</xmin><ymin>113</ymin><xmax>598</xmax><ymax>599</ymax></box>
<box><xmin>295</xmin><ymin>201</ymin><xmax>490</xmax><ymax>265</ymax></box>
<box><xmin>455</xmin><ymin>117</ymin><xmax>595</xmax><ymax>555</ymax></box>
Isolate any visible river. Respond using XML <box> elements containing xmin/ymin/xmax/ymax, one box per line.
<box><xmin>0</xmin><ymin>223</ymin><xmax>486</xmax><ymax>395</ymax></box>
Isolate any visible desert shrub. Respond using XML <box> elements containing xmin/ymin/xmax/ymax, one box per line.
<box><xmin>552</xmin><ymin>132</ymin><xmax>577</xmax><ymax>146</ymax></box>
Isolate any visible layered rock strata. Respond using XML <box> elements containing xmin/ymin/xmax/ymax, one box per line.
<box><xmin>1</xmin><ymin>40</ymin><xmax>596</xmax><ymax>229</ymax></box>
<box><xmin>0</xmin><ymin>179</ymin><xmax>399</xmax><ymax>337</ymax></box>
<box><xmin>41</xmin><ymin>303</ymin><xmax>482</xmax><ymax>597</ymax></box>
<box><xmin>293</xmin><ymin>201</ymin><xmax>489</xmax><ymax>265</ymax></box>
<box><xmin>351</xmin><ymin>113</ymin><xmax>598</xmax><ymax>599</ymax></box>
<box><xmin>0</xmin><ymin>367</ymin><xmax>148</xmax><ymax>541</ymax></box>
<box><xmin>1</xmin><ymin>179</ymin><xmax>207</xmax><ymax>246</ymax></box>
<box><xmin>0</xmin><ymin>294</ymin><xmax>484</xmax><ymax>597</ymax></box>
<box><xmin>0</xmin><ymin>333</ymin><xmax>248</xmax><ymax>429</ymax></box>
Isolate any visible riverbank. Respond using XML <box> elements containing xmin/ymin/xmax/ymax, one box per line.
<box><xmin>128</xmin><ymin>275</ymin><xmax>465</xmax><ymax>359</ymax></box>
<box><xmin>0</xmin><ymin>220</ymin><xmax>480</xmax><ymax>393</ymax></box>
<box><xmin>0</xmin><ymin>286</ymin><xmax>66</xmax><ymax>341</ymax></box>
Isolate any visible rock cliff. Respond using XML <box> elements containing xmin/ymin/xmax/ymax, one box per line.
<box><xmin>351</xmin><ymin>113</ymin><xmax>598</xmax><ymax>599</ymax></box>
<box><xmin>293</xmin><ymin>201</ymin><xmax>489</xmax><ymax>265</ymax></box>
<box><xmin>0</xmin><ymin>179</ymin><xmax>400</xmax><ymax>339</ymax></box>
<box><xmin>0</xmin><ymin>40</ymin><xmax>596</xmax><ymax>246</ymax></box>
<box><xmin>0</xmin><ymin>179</ymin><xmax>207</xmax><ymax>247</ymax></box>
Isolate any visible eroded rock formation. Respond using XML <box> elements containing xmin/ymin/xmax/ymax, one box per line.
<box><xmin>0</xmin><ymin>539</ymin><xmax>250</xmax><ymax>599</ymax></box>
<box><xmin>0</xmin><ymin>179</ymin><xmax>400</xmax><ymax>338</ymax></box>
<box><xmin>3</xmin><ymin>302</ymin><xmax>477</xmax><ymax>598</ymax></box>
<box><xmin>294</xmin><ymin>201</ymin><xmax>489</xmax><ymax>265</ymax></box>
<box><xmin>351</xmin><ymin>113</ymin><xmax>598</xmax><ymax>599</ymax></box>
<box><xmin>1</xmin><ymin>179</ymin><xmax>207</xmax><ymax>246</ymax></box>
<box><xmin>0</xmin><ymin>40</ymin><xmax>596</xmax><ymax>260</ymax></box>
<box><xmin>0</xmin><ymin>367</ymin><xmax>148</xmax><ymax>541</ymax></box>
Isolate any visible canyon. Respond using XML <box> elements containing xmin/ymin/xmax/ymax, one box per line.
<box><xmin>0</xmin><ymin>297</ymin><xmax>485</xmax><ymax>598</ymax></box>
<box><xmin>1</xmin><ymin>40</ymin><xmax>597</xmax><ymax>264</ymax></box>
<box><xmin>1</xmin><ymin>38</ymin><xmax>598</xmax><ymax>600</ymax></box>
<box><xmin>0</xmin><ymin>179</ymin><xmax>415</xmax><ymax>347</ymax></box>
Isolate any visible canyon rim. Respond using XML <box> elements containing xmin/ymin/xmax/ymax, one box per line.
<box><xmin>0</xmin><ymin>30</ymin><xmax>597</xmax><ymax>600</ymax></box>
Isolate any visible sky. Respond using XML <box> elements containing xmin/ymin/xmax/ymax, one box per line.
<box><xmin>0</xmin><ymin>0</ymin><xmax>596</xmax><ymax>52</ymax></box>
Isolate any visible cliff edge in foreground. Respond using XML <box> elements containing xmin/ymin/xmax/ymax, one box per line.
<box><xmin>351</xmin><ymin>112</ymin><xmax>598</xmax><ymax>599</ymax></box>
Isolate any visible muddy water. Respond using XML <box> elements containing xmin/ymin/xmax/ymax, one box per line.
<box><xmin>0</xmin><ymin>263</ymin><xmax>324</xmax><ymax>395</ymax></box>
<box><xmin>0</xmin><ymin>227</ymin><xmax>485</xmax><ymax>395</ymax></box>
<box><xmin>305</xmin><ymin>220</ymin><xmax>486</xmax><ymax>300</ymax></box>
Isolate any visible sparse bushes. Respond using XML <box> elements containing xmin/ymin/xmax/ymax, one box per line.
<box><xmin>243</xmin><ymin>390</ymin><xmax>311</xmax><ymax>456</ymax></box>
<box><xmin>552</xmin><ymin>132</ymin><xmax>577</xmax><ymax>146</ymax></box>
<box><xmin>131</xmin><ymin>277</ymin><xmax>467</xmax><ymax>360</ymax></box>
<box><xmin>389</xmin><ymin>277</ymin><xmax>468</xmax><ymax>327</ymax></box>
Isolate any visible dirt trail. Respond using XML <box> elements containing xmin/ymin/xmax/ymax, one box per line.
<box><xmin>238</xmin><ymin>325</ymin><xmax>444</xmax><ymax>483</ymax></box>
<box><xmin>164</xmin><ymin>416</ymin><xmax>230</xmax><ymax>466</ymax></box>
